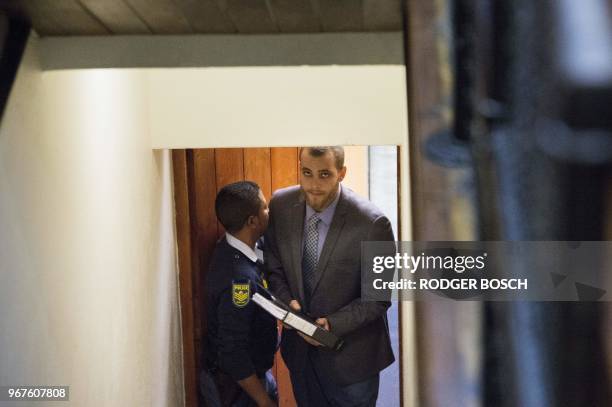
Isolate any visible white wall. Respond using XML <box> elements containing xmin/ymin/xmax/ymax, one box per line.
<box><xmin>0</xmin><ymin>35</ymin><xmax>184</xmax><ymax>407</ymax></box>
<box><xmin>146</xmin><ymin>65</ymin><xmax>408</xmax><ymax>149</ymax></box>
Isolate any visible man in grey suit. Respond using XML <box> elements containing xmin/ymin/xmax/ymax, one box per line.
<box><xmin>265</xmin><ymin>146</ymin><xmax>395</xmax><ymax>407</ymax></box>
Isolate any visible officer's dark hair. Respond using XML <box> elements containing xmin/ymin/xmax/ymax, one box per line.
<box><xmin>299</xmin><ymin>146</ymin><xmax>345</xmax><ymax>170</ymax></box>
<box><xmin>215</xmin><ymin>181</ymin><xmax>262</xmax><ymax>233</ymax></box>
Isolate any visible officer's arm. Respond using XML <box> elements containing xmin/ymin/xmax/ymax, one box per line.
<box><xmin>326</xmin><ymin>215</ymin><xmax>394</xmax><ymax>337</ymax></box>
<box><xmin>216</xmin><ymin>288</ymin><xmax>259</xmax><ymax>381</ymax></box>
<box><xmin>238</xmin><ymin>375</ymin><xmax>275</xmax><ymax>407</ymax></box>
<box><xmin>264</xmin><ymin>201</ymin><xmax>294</xmax><ymax>305</ymax></box>
<box><xmin>217</xmin><ymin>289</ymin><xmax>276</xmax><ymax>406</ymax></box>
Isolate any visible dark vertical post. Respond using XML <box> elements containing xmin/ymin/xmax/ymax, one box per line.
<box><xmin>0</xmin><ymin>14</ymin><xmax>29</xmax><ymax>122</ymax></box>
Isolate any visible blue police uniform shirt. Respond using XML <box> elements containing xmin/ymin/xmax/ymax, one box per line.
<box><xmin>206</xmin><ymin>234</ymin><xmax>277</xmax><ymax>381</ymax></box>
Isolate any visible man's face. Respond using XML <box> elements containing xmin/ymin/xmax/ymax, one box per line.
<box><xmin>299</xmin><ymin>149</ymin><xmax>346</xmax><ymax>212</ymax></box>
<box><xmin>255</xmin><ymin>189</ymin><xmax>270</xmax><ymax>235</ymax></box>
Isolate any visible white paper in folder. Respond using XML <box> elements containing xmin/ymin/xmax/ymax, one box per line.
<box><xmin>251</xmin><ymin>292</ymin><xmax>288</xmax><ymax>320</ymax></box>
<box><xmin>283</xmin><ymin>312</ymin><xmax>317</xmax><ymax>336</ymax></box>
<box><xmin>251</xmin><ymin>288</ymin><xmax>344</xmax><ymax>351</ymax></box>
<box><xmin>252</xmin><ymin>292</ymin><xmax>318</xmax><ymax>336</ymax></box>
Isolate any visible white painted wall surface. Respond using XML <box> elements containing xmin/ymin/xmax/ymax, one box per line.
<box><xmin>146</xmin><ymin>65</ymin><xmax>408</xmax><ymax>149</ymax></box>
<box><xmin>0</xmin><ymin>36</ymin><xmax>184</xmax><ymax>407</ymax></box>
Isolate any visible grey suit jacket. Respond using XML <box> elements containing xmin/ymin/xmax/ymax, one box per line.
<box><xmin>264</xmin><ymin>185</ymin><xmax>395</xmax><ymax>386</ymax></box>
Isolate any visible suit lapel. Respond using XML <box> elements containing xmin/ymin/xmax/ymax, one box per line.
<box><xmin>290</xmin><ymin>196</ymin><xmax>306</xmax><ymax>302</ymax></box>
<box><xmin>311</xmin><ymin>190</ymin><xmax>348</xmax><ymax>294</ymax></box>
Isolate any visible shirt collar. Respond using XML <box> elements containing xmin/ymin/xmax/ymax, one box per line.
<box><xmin>305</xmin><ymin>184</ymin><xmax>342</xmax><ymax>226</ymax></box>
<box><xmin>226</xmin><ymin>233</ymin><xmax>260</xmax><ymax>263</ymax></box>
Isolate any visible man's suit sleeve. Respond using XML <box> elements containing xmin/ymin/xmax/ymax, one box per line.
<box><xmin>326</xmin><ymin>215</ymin><xmax>395</xmax><ymax>337</ymax></box>
<box><xmin>264</xmin><ymin>201</ymin><xmax>294</xmax><ymax>305</ymax></box>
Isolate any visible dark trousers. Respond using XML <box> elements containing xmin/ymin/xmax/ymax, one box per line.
<box><xmin>289</xmin><ymin>352</ymin><xmax>379</xmax><ymax>407</ymax></box>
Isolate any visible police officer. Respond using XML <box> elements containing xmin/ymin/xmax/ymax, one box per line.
<box><xmin>203</xmin><ymin>181</ymin><xmax>278</xmax><ymax>407</ymax></box>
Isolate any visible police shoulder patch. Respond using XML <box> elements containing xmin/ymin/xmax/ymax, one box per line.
<box><xmin>232</xmin><ymin>279</ymin><xmax>251</xmax><ymax>308</ymax></box>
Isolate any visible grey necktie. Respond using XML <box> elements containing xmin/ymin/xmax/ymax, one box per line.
<box><xmin>302</xmin><ymin>213</ymin><xmax>321</xmax><ymax>298</ymax></box>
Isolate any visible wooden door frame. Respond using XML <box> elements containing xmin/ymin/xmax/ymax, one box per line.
<box><xmin>172</xmin><ymin>149</ymin><xmax>199</xmax><ymax>407</ymax></box>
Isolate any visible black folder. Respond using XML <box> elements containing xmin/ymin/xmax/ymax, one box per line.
<box><xmin>251</xmin><ymin>286</ymin><xmax>344</xmax><ymax>351</ymax></box>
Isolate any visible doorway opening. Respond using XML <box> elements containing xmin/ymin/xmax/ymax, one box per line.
<box><xmin>173</xmin><ymin>146</ymin><xmax>401</xmax><ymax>406</ymax></box>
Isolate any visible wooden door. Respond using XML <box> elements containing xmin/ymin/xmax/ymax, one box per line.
<box><xmin>173</xmin><ymin>147</ymin><xmax>299</xmax><ymax>407</ymax></box>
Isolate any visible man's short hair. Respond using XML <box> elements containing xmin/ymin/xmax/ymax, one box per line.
<box><xmin>215</xmin><ymin>181</ymin><xmax>262</xmax><ymax>233</ymax></box>
<box><xmin>299</xmin><ymin>146</ymin><xmax>345</xmax><ymax>170</ymax></box>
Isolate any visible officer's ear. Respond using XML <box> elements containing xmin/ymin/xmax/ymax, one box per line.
<box><xmin>246</xmin><ymin>214</ymin><xmax>258</xmax><ymax>229</ymax></box>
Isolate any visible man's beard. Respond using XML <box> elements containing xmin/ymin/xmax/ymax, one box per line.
<box><xmin>303</xmin><ymin>184</ymin><xmax>339</xmax><ymax>211</ymax></box>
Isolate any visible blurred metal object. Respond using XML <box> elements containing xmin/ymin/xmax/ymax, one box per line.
<box><xmin>474</xmin><ymin>0</ymin><xmax>612</xmax><ymax>406</ymax></box>
<box><xmin>417</xmin><ymin>0</ymin><xmax>612</xmax><ymax>405</ymax></box>
<box><xmin>535</xmin><ymin>119</ymin><xmax>612</xmax><ymax>165</ymax></box>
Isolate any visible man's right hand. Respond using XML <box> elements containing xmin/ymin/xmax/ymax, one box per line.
<box><xmin>285</xmin><ymin>300</ymin><xmax>324</xmax><ymax>346</ymax></box>
<box><xmin>282</xmin><ymin>300</ymin><xmax>301</xmax><ymax>330</ymax></box>
<box><xmin>289</xmin><ymin>300</ymin><xmax>301</xmax><ymax>312</ymax></box>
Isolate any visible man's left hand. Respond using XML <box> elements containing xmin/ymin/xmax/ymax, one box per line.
<box><xmin>297</xmin><ymin>317</ymin><xmax>330</xmax><ymax>347</ymax></box>
<box><xmin>316</xmin><ymin>318</ymin><xmax>330</xmax><ymax>331</ymax></box>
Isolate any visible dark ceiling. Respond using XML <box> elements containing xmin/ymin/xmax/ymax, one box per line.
<box><xmin>0</xmin><ymin>0</ymin><xmax>402</xmax><ymax>36</ymax></box>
